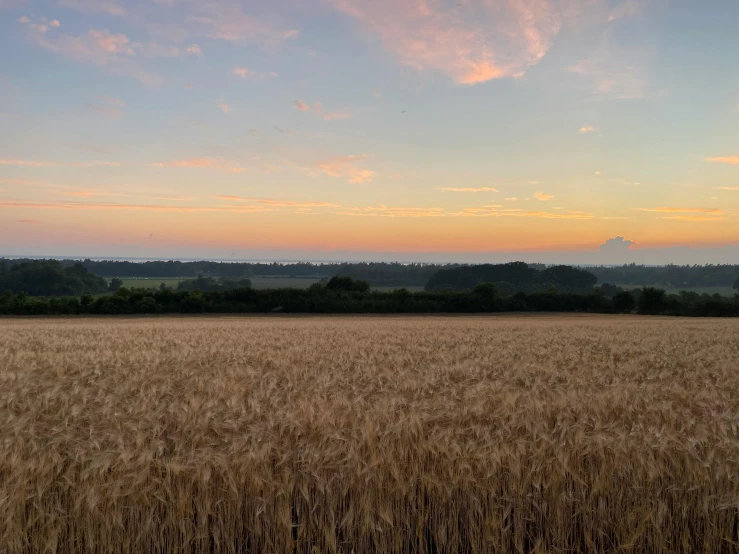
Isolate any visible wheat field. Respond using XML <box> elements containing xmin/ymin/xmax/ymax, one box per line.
<box><xmin>1</xmin><ymin>315</ymin><xmax>738</xmax><ymax>553</ymax></box>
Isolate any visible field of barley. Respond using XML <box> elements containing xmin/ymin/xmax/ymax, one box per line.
<box><xmin>1</xmin><ymin>315</ymin><xmax>739</xmax><ymax>553</ymax></box>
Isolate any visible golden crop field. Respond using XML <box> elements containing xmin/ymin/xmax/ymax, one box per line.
<box><xmin>1</xmin><ymin>315</ymin><xmax>739</xmax><ymax>553</ymax></box>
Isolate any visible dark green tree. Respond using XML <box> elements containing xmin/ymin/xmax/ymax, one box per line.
<box><xmin>613</xmin><ymin>291</ymin><xmax>636</xmax><ymax>313</ymax></box>
<box><xmin>326</xmin><ymin>276</ymin><xmax>370</xmax><ymax>293</ymax></box>
<box><xmin>109</xmin><ymin>277</ymin><xmax>124</xmax><ymax>292</ymax></box>
<box><xmin>638</xmin><ymin>287</ymin><xmax>667</xmax><ymax>315</ymax></box>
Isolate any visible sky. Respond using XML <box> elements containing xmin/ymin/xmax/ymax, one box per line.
<box><xmin>1</xmin><ymin>0</ymin><xmax>738</xmax><ymax>264</ymax></box>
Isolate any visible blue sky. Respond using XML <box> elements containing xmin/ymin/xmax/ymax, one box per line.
<box><xmin>1</xmin><ymin>0</ymin><xmax>738</xmax><ymax>262</ymax></box>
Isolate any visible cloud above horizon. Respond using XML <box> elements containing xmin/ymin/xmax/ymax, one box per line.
<box><xmin>706</xmin><ymin>156</ymin><xmax>739</xmax><ymax>165</ymax></box>
<box><xmin>154</xmin><ymin>157</ymin><xmax>244</xmax><ymax>173</ymax></box>
<box><xmin>437</xmin><ymin>187</ymin><xmax>499</xmax><ymax>193</ymax></box>
<box><xmin>637</xmin><ymin>207</ymin><xmax>722</xmax><ymax>214</ymax></box>
<box><xmin>315</xmin><ymin>155</ymin><xmax>375</xmax><ymax>183</ymax></box>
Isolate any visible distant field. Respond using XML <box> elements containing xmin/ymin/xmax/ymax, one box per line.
<box><xmin>111</xmin><ymin>277</ymin><xmax>424</xmax><ymax>292</ymax></box>
<box><xmin>112</xmin><ymin>278</ymin><xmax>735</xmax><ymax>295</ymax></box>
<box><xmin>622</xmin><ymin>284</ymin><xmax>737</xmax><ymax>296</ymax></box>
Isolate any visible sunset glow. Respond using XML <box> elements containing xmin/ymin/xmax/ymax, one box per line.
<box><xmin>2</xmin><ymin>0</ymin><xmax>738</xmax><ymax>262</ymax></box>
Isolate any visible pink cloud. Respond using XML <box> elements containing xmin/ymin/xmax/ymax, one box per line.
<box><xmin>330</xmin><ymin>0</ymin><xmax>571</xmax><ymax>85</ymax></box>
<box><xmin>186</xmin><ymin>44</ymin><xmax>202</xmax><ymax>55</ymax></box>
<box><xmin>17</xmin><ymin>219</ymin><xmax>36</xmax><ymax>223</ymax></box>
<box><xmin>233</xmin><ymin>67</ymin><xmax>249</xmax><ymax>78</ymax></box>
<box><xmin>579</xmin><ymin>125</ymin><xmax>598</xmax><ymax>133</ymax></box>
<box><xmin>28</xmin><ymin>27</ymin><xmax>161</xmax><ymax>85</ymax></box>
<box><xmin>217</xmin><ymin>102</ymin><xmax>232</xmax><ymax>113</ymax></box>
<box><xmin>18</xmin><ymin>15</ymin><xmax>60</xmax><ymax>34</ymax></box>
<box><xmin>154</xmin><ymin>157</ymin><xmax>244</xmax><ymax>173</ymax></box>
<box><xmin>294</xmin><ymin>99</ymin><xmax>310</xmax><ymax>111</ymax></box>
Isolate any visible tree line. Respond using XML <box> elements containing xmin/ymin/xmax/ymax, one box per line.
<box><xmin>425</xmin><ymin>263</ymin><xmax>599</xmax><ymax>292</ymax></box>
<box><xmin>0</xmin><ymin>260</ymin><xmax>109</xmax><ymax>296</ymax></box>
<box><xmin>5</xmin><ymin>258</ymin><xmax>739</xmax><ymax>289</ymax></box>
<box><xmin>2</xmin><ymin>259</ymin><xmax>739</xmax><ymax>295</ymax></box>
<box><xmin>1</xmin><ymin>277</ymin><xmax>737</xmax><ymax>317</ymax></box>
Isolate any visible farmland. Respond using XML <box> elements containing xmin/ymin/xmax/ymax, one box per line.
<box><xmin>1</xmin><ymin>315</ymin><xmax>739</xmax><ymax>553</ymax></box>
<box><xmin>111</xmin><ymin>276</ymin><xmax>425</xmax><ymax>292</ymax></box>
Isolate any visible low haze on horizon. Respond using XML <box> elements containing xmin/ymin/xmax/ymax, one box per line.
<box><xmin>1</xmin><ymin>0</ymin><xmax>738</xmax><ymax>264</ymax></box>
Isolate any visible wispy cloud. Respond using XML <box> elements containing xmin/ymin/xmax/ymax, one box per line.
<box><xmin>154</xmin><ymin>157</ymin><xmax>244</xmax><ymax>173</ymax></box>
<box><xmin>85</xmin><ymin>102</ymin><xmax>122</xmax><ymax>117</ymax></box>
<box><xmin>330</xmin><ymin>0</ymin><xmax>573</xmax><ymax>85</ymax></box>
<box><xmin>316</xmin><ymin>154</ymin><xmax>376</xmax><ymax>184</ymax></box>
<box><xmin>567</xmin><ymin>28</ymin><xmax>650</xmax><ymax>101</ymax></box>
<box><xmin>340</xmin><ymin>205</ymin><xmax>446</xmax><ymax>218</ymax></box>
<box><xmin>0</xmin><ymin>200</ymin><xmax>271</xmax><ymax>214</ymax></box>
<box><xmin>636</xmin><ymin>207</ymin><xmax>722</xmax><ymax>214</ymax></box>
<box><xmin>0</xmin><ymin>159</ymin><xmax>120</xmax><ymax>168</ymax></box>
<box><xmin>608</xmin><ymin>0</ymin><xmax>641</xmax><ymax>22</ymax></box>
<box><xmin>233</xmin><ymin>67</ymin><xmax>249</xmax><ymax>78</ymax></box>
<box><xmin>716</xmin><ymin>187</ymin><xmax>739</xmax><ymax>191</ymax></box>
<box><xmin>85</xmin><ymin>95</ymin><xmax>125</xmax><ymax>117</ymax></box>
<box><xmin>437</xmin><ymin>187</ymin><xmax>499</xmax><ymax>193</ymax></box>
<box><xmin>706</xmin><ymin>156</ymin><xmax>739</xmax><ymax>165</ymax></box>
<box><xmin>136</xmin><ymin>42</ymin><xmax>181</xmax><ymax>58</ymax></box>
<box><xmin>217</xmin><ymin>102</ymin><xmax>232</xmax><ymax>113</ymax></box>
<box><xmin>186</xmin><ymin>44</ymin><xmax>202</xmax><ymax>55</ymax></box>
<box><xmin>294</xmin><ymin>99</ymin><xmax>351</xmax><ymax>120</ymax></box>
<box><xmin>313</xmin><ymin>103</ymin><xmax>351</xmax><ymax>121</ymax></box>
<box><xmin>16</xmin><ymin>219</ymin><xmax>36</xmax><ymax>223</ymax></box>
<box><xmin>191</xmin><ymin>1</ymin><xmax>299</xmax><ymax>46</ymax></box>
<box><xmin>25</xmin><ymin>25</ymin><xmax>161</xmax><ymax>85</ymax></box>
<box><xmin>662</xmin><ymin>216</ymin><xmax>724</xmax><ymax>222</ymax></box>
<box><xmin>535</xmin><ymin>192</ymin><xmax>554</xmax><ymax>201</ymax></box>
<box><xmin>58</xmin><ymin>0</ymin><xmax>125</xmax><ymax>17</ymax></box>
<box><xmin>17</xmin><ymin>15</ymin><xmax>61</xmax><ymax>34</ymax></box>
<box><xmin>214</xmin><ymin>196</ymin><xmax>340</xmax><ymax>208</ymax></box>
<box><xmin>579</xmin><ymin>125</ymin><xmax>598</xmax><ymax>133</ymax></box>
<box><xmin>339</xmin><ymin>205</ymin><xmax>595</xmax><ymax>219</ymax></box>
